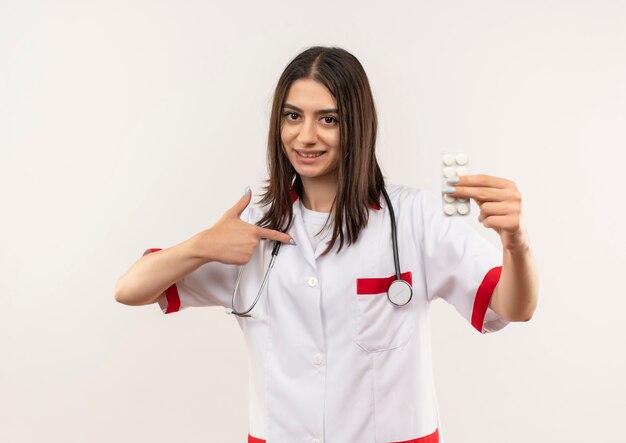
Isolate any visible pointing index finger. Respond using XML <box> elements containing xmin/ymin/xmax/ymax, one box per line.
<box><xmin>255</xmin><ymin>226</ymin><xmax>294</xmax><ymax>245</ymax></box>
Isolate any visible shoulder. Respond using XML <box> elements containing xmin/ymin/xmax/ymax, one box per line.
<box><xmin>383</xmin><ymin>182</ymin><xmax>447</xmax><ymax>236</ymax></box>
<box><xmin>383</xmin><ymin>181</ymin><xmax>438</xmax><ymax>211</ymax></box>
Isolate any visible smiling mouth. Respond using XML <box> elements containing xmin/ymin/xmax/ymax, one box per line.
<box><xmin>296</xmin><ymin>151</ymin><xmax>325</xmax><ymax>158</ymax></box>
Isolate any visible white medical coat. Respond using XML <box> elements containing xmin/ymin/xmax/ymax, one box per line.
<box><xmin>145</xmin><ymin>181</ymin><xmax>509</xmax><ymax>443</ymax></box>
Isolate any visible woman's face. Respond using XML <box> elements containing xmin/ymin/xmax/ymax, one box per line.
<box><xmin>281</xmin><ymin>78</ymin><xmax>340</xmax><ymax>180</ymax></box>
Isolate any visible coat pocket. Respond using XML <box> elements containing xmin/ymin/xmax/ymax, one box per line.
<box><xmin>354</xmin><ymin>271</ymin><xmax>416</xmax><ymax>352</ymax></box>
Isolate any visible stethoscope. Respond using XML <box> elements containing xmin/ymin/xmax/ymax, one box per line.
<box><xmin>225</xmin><ymin>186</ymin><xmax>413</xmax><ymax>318</ymax></box>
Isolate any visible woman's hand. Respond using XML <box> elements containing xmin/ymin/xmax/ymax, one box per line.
<box><xmin>193</xmin><ymin>189</ymin><xmax>295</xmax><ymax>265</ymax></box>
<box><xmin>444</xmin><ymin>174</ymin><xmax>529</xmax><ymax>252</ymax></box>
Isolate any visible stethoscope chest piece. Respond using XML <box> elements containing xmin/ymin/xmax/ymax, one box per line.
<box><xmin>387</xmin><ymin>279</ymin><xmax>413</xmax><ymax>306</ymax></box>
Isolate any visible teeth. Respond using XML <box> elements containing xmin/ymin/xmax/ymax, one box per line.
<box><xmin>298</xmin><ymin>151</ymin><xmax>324</xmax><ymax>158</ymax></box>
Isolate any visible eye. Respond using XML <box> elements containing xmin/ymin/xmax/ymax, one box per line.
<box><xmin>322</xmin><ymin>116</ymin><xmax>338</xmax><ymax>125</ymax></box>
<box><xmin>283</xmin><ymin>112</ymin><xmax>299</xmax><ymax>121</ymax></box>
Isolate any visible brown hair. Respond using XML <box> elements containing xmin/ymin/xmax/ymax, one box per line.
<box><xmin>256</xmin><ymin>46</ymin><xmax>386</xmax><ymax>256</ymax></box>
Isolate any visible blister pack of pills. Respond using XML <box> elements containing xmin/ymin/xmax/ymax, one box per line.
<box><xmin>442</xmin><ymin>152</ymin><xmax>470</xmax><ymax>216</ymax></box>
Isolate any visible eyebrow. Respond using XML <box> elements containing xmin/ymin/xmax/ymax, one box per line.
<box><xmin>283</xmin><ymin>103</ymin><xmax>338</xmax><ymax>114</ymax></box>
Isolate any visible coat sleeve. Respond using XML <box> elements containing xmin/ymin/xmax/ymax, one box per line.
<box><xmin>416</xmin><ymin>190</ymin><xmax>509</xmax><ymax>334</ymax></box>
<box><xmin>143</xmin><ymin>205</ymin><xmax>253</xmax><ymax>314</ymax></box>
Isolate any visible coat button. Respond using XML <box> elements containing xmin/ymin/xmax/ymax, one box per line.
<box><xmin>311</xmin><ymin>439</ymin><xmax>321</xmax><ymax>443</ymax></box>
<box><xmin>308</xmin><ymin>276</ymin><xmax>318</xmax><ymax>287</ymax></box>
<box><xmin>313</xmin><ymin>353</ymin><xmax>324</xmax><ymax>365</ymax></box>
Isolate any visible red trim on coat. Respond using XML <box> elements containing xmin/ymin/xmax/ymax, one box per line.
<box><xmin>289</xmin><ymin>187</ymin><xmax>381</xmax><ymax>210</ymax></box>
<box><xmin>389</xmin><ymin>427</ymin><xmax>439</xmax><ymax>443</ymax></box>
<box><xmin>143</xmin><ymin>247</ymin><xmax>162</xmax><ymax>256</ymax></box>
<box><xmin>289</xmin><ymin>188</ymin><xmax>299</xmax><ymax>204</ymax></box>
<box><xmin>163</xmin><ymin>281</ymin><xmax>181</xmax><ymax>313</ymax></box>
<box><xmin>356</xmin><ymin>272</ymin><xmax>413</xmax><ymax>295</ymax></box>
<box><xmin>247</xmin><ymin>428</ymin><xmax>439</xmax><ymax>443</ymax></box>
<box><xmin>141</xmin><ymin>248</ymin><xmax>181</xmax><ymax>314</ymax></box>
<box><xmin>471</xmin><ymin>265</ymin><xmax>503</xmax><ymax>333</ymax></box>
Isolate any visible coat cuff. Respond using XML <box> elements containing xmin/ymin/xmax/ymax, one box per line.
<box><xmin>142</xmin><ymin>248</ymin><xmax>181</xmax><ymax>314</ymax></box>
<box><xmin>471</xmin><ymin>266</ymin><xmax>503</xmax><ymax>333</ymax></box>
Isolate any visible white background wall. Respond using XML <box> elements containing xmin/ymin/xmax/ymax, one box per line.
<box><xmin>1</xmin><ymin>0</ymin><xmax>624</xmax><ymax>441</ymax></box>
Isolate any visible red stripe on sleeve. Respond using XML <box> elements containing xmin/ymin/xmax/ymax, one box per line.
<box><xmin>471</xmin><ymin>266</ymin><xmax>503</xmax><ymax>333</ymax></box>
<box><xmin>141</xmin><ymin>247</ymin><xmax>181</xmax><ymax>314</ymax></box>
<box><xmin>389</xmin><ymin>427</ymin><xmax>439</xmax><ymax>442</ymax></box>
<box><xmin>163</xmin><ymin>282</ymin><xmax>181</xmax><ymax>313</ymax></box>
<box><xmin>356</xmin><ymin>272</ymin><xmax>413</xmax><ymax>295</ymax></box>
<box><xmin>248</xmin><ymin>434</ymin><xmax>265</xmax><ymax>443</ymax></box>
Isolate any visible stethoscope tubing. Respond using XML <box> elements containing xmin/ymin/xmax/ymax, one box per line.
<box><xmin>381</xmin><ymin>186</ymin><xmax>401</xmax><ymax>282</ymax></box>
<box><xmin>227</xmin><ymin>241</ymin><xmax>280</xmax><ymax>318</ymax></box>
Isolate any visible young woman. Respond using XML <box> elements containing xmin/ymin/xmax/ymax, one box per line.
<box><xmin>115</xmin><ymin>46</ymin><xmax>538</xmax><ymax>443</ymax></box>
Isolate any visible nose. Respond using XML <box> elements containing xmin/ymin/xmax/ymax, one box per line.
<box><xmin>297</xmin><ymin>118</ymin><xmax>318</xmax><ymax>145</ymax></box>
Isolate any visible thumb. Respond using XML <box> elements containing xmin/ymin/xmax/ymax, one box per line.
<box><xmin>232</xmin><ymin>185</ymin><xmax>252</xmax><ymax>217</ymax></box>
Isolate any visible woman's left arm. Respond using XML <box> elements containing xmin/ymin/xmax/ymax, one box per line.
<box><xmin>444</xmin><ymin>174</ymin><xmax>538</xmax><ymax>322</ymax></box>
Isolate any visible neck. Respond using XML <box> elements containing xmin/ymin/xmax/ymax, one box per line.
<box><xmin>300</xmin><ymin>175</ymin><xmax>338</xmax><ymax>212</ymax></box>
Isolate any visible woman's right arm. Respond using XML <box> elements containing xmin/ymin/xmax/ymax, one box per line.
<box><xmin>114</xmin><ymin>231</ymin><xmax>211</xmax><ymax>306</ymax></box>
<box><xmin>114</xmin><ymin>188</ymin><xmax>294</xmax><ymax>307</ymax></box>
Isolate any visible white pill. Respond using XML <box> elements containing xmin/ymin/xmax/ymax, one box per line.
<box><xmin>456</xmin><ymin>166</ymin><xmax>468</xmax><ymax>176</ymax></box>
<box><xmin>458</xmin><ymin>197</ymin><xmax>468</xmax><ymax>202</ymax></box>
<box><xmin>442</xmin><ymin>154</ymin><xmax>455</xmax><ymax>166</ymax></box>
<box><xmin>456</xmin><ymin>203</ymin><xmax>469</xmax><ymax>215</ymax></box>
<box><xmin>455</xmin><ymin>153</ymin><xmax>468</xmax><ymax>165</ymax></box>
<box><xmin>444</xmin><ymin>204</ymin><xmax>456</xmax><ymax>215</ymax></box>
<box><xmin>443</xmin><ymin>167</ymin><xmax>456</xmax><ymax>178</ymax></box>
<box><xmin>443</xmin><ymin>194</ymin><xmax>456</xmax><ymax>203</ymax></box>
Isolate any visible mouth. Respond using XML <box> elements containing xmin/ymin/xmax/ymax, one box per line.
<box><xmin>295</xmin><ymin>150</ymin><xmax>326</xmax><ymax>159</ymax></box>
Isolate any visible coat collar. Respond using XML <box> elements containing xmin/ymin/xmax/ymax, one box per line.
<box><xmin>286</xmin><ymin>186</ymin><xmax>383</xmax><ymax>264</ymax></box>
